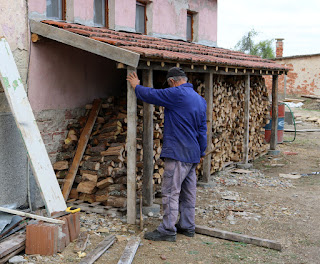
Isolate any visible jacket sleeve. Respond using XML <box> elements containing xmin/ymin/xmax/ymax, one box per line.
<box><xmin>135</xmin><ymin>85</ymin><xmax>180</xmax><ymax>109</ymax></box>
<box><xmin>198</xmin><ymin>104</ymin><xmax>207</xmax><ymax>157</ymax></box>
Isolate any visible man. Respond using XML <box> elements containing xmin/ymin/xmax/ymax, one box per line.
<box><xmin>127</xmin><ymin>67</ymin><xmax>207</xmax><ymax>242</ymax></box>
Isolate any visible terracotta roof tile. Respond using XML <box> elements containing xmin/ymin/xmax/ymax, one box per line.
<box><xmin>41</xmin><ymin>20</ymin><xmax>289</xmax><ymax>71</ymax></box>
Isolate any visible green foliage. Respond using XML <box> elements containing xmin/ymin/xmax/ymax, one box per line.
<box><xmin>235</xmin><ymin>29</ymin><xmax>275</xmax><ymax>59</ymax></box>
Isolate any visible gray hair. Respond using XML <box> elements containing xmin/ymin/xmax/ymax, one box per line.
<box><xmin>167</xmin><ymin>76</ymin><xmax>188</xmax><ymax>83</ymax></box>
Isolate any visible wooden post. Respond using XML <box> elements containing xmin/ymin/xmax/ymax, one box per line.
<box><xmin>127</xmin><ymin>67</ymin><xmax>137</xmax><ymax>224</ymax></box>
<box><xmin>243</xmin><ymin>74</ymin><xmax>250</xmax><ymax>164</ymax></box>
<box><xmin>270</xmin><ymin>75</ymin><xmax>279</xmax><ymax>150</ymax></box>
<box><xmin>142</xmin><ymin>69</ymin><xmax>154</xmax><ymax>206</ymax></box>
<box><xmin>203</xmin><ymin>72</ymin><xmax>213</xmax><ymax>182</ymax></box>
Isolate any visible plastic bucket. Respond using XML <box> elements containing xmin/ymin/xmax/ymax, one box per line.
<box><xmin>265</xmin><ymin>103</ymin><xmax>285</xmax><ymax>143</ymax></box>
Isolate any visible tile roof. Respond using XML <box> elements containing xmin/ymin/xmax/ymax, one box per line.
<box><xmin>41</xmin><ymin>20</ymin><xmax>289</xmax><ymax>71</ymax></box>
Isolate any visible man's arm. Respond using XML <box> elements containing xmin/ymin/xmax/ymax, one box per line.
<box><xmin>127</xmin><ymin>72</ymin><xmax>180</xmax><ymax>108</ymax></box>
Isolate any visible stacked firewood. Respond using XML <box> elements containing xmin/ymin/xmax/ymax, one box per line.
<box><xmin>54</xmin><ymin>97</ymin><xmax>166</xmax><ymax>205</ymax></box>
<box><xmin>54</xmin><ymin>75</ymin><xmax>269</xmax><ymax>205</ymax></box>
<box><xmin>196</xmin><ymin>75</ymin><xmax>269</xmax><ymax>177</ymax></box>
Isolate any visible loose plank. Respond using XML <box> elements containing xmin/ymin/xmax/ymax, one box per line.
<box><xmin>0</xmin><ymin>207</ymin><xmax>64</xmax><ymax>225</ymax></box>
<box><xmin>62</xmin><ymin>99</ymin><xmax>102</xmax><ymax>200</ymax></box>
<box><xmin>117</xmin><ymin>236</ymin><xmax>140</xmax><ymax>264</ymax></box>
<box><xmin>0</xmin><ymin>37</ymin><xmax>66</xmax><ymax>215</ymax></box>
<box><xmin>195</xmin><ymin>225</ymin><xmax>282</xmax><ymax>251</ymax></box>
<box><xmin>0</xmin><ymin>232</ymin><xmax>25</xmax><ymax>258</ymax></box>
<box><xmin>79</xmin><ymin>235</ymin><xmax>115</xmax><ymax>264</ymax></box>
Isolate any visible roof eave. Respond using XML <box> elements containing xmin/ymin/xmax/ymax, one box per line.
<box><xmin>29</xmin><ymin>20</ymin><xmax>140</xmax><ymax>68</ymax></box>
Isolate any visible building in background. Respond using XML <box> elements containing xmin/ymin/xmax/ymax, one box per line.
<box><xmin>265</xmin><ymin>39</ymin><xmax>320</xmax><ymax>97</ymax></box>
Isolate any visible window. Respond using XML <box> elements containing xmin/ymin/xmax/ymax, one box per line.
<box><xmin>46</xmin><ymin>0</ymin><xmax>65</xmax><ymax>20</ymax></box>
<box><xmin>94</xmin><ymin>0</ymin><xmax>108</xmax><ymax>27</ymax></box>
<box><xmin>135</xmin><ymin>1</ymin><xmax>146</xmax><ymax>34</ymax></box>
<box><xmin>187</xmin><ymin>12</ymin><xmax>193</xmax><ymax>42</ymax></box>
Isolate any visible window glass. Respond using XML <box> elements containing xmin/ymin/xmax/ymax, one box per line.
<box><xmin>187</xmin><ymin>13</ymin><xmax>193</xmax><ymax>41</ymax></box>
<box><xmin>94</xmin><ymin>0</ymin><xmax>106</xmax><ymax>26</ymax></box>
<box><xmin>135</xmin><ymin>3</ymin><xmax>145</xmax><ymax>34</ymax></box>
<box><xmin>47</xmin><ymin>0</ymin><xmax>62</xmax><ymax>19</ymax></box>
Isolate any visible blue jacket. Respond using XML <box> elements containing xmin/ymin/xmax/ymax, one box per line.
<box><xmin>135</xmin><ymin>82</ymin><xmax>207</xmax><ymax>163</ymax></box>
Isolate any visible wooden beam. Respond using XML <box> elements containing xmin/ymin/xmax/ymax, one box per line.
<box><xmin>31</xmin><ymin>33</ymin><xmax>41</xmax><ymax>43</ymax></box>
<box><xmin>79</xmin><ymin>235</ymin><xmax>116</xmax><ymax>264</ymax></box>
<box><xmin>127</xmin><ymin>67</ymin><xmax>137</xmax><ymax>224</ymax></box>
<box><xmin>243</xmin><ymin>74</ymin><xmax>250</xmax><ymax>164</ymax></box>
<box><xmin>62</xmin><ymin>99</ymin><xmax>102</xmax><ymax>201</ymax></box>
<box><xmin>142</xmin><ymin>69</ymin><xmax>154</xmax><ymax>206</ymax></box>
<box><xmin>203</xmin><ymin>72</ymin><xmax>213</xmax><ymax>183</ymax></box>
<box><xmin>0</xmin><ymin>37</ymin><xmax>67</xmax><ymax>215</ymax></box>
<box><xmin>29</xmin><ymin>20</ymin><xmax>140</xmax><ymax>68</ymax></box>
<box><xmin>117</xmin><ymin>236</ymin><xmax>141</xmax><ymax>264</ymax></box>
<box><xmin>270</xmin><ymin>75</ymin><xmax>279</xmax><ymax>150</ymax></box>
<box><xmin>0</xmin><ymin>207</ymin><xmax>65</xmax><ymax>224</ymax></box>
<box><xmin>195</xmin><ymin>225</ymin><xmax>282</xmax><ymax>251</ymax></box>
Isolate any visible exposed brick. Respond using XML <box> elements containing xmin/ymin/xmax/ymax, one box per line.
<box><xmin>65</xmin><ymin>212</ymin><xmax>81</xmax><ymax>242</ymax></box>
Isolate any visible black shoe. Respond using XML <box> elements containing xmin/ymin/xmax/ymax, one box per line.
<box><xmin>175</xmin><ymin>225</ymin><xmax>195</xmax><ymax>237</ymax></box>
<box><xmin>144</xmin><ymin>230</ymin><xmax>176</xmax><ymax>242</ymax></box>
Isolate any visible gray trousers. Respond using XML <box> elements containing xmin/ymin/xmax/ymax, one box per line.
<box><xmin>157</xmin><ymin>158</ymin><xmax>197</xmax><ymax>235</ymax></box>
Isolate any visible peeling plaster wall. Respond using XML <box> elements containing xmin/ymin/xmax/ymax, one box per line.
<box><xmin>264</xmin><ymin>55</ymin><xmax>320</xmax><ymax>97</ymax></box>
<box><xmin>0</xmin><ymin>0</ymin><xmax>31</xmax><ymax>208</ymax></box>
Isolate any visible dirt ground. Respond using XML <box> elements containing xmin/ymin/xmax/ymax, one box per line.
<box><xmin>24</xmin><ymin>101</ymin><xmax>320</xmax><ymax>264</ymax></box>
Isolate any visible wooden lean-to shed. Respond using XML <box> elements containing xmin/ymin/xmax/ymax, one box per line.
<box><xmin>30</xmin><ymin>20</ymin><xmax>290</xmax><ymax>224</ymax></box>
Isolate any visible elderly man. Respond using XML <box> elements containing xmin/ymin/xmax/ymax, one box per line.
<box><xmin>127</xmin><ymin>67</ymin><xmax>207</xmax><ymax>242</ymax></box>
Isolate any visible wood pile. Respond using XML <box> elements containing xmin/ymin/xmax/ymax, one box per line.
<box><xmin>54</xmin><ymin>97</ymin><xmax>165</xmax><ymax>205</ymax></box>
<box><xmin>54</xmin><ymin>75</ymin><xmax>269</xmax><ymax>204</ymax></box>
<box><xmin>195</xmin><ymin>75</ymin><xmax>269</xmax><ymax>177</ymax></box>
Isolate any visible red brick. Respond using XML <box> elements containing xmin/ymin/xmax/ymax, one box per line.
<box><xmin>26</xmin><ymin>222</ymin><xmax>59</xmax><ymax>256</ymax></box>
<box><xmin>65</xmin><ymin>212</ymin><xmax>80</xmax><ymax>242</ymax></box>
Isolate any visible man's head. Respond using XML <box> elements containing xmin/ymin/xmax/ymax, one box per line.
<box><xmin>166</xmin><ymin>67</ymin><xmax>188</xmax><ymax>87</ymax></box>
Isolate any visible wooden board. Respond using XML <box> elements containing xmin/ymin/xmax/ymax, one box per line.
<box><xmin>0</xmin><ymin>246</ymin><xmax>25</xmax><ymax>264</ymax></box>
<box><xmin>0</xmin><ymin>232</ymin><xmax>26</xmax><ymax>258</ymax></box>
<box><xmin>195</xmin><ymin>225</ymin><xmax>282</xmax><ymax>251</ymax></box>
<box><xmin>79</xmin><ymin>235</ymin><xmax>115</xmax><ymax>264</ymax></box>
<box><xmin>30</xmin><ymin>20</ymin><xmax>140</xmax><ymax>68</ymax></box>
<box><xmin>0</xmin><ymin>37</ymin><xmax>67</xmax><ymax>215</ymax></box>
<box><xmin>0</xmin><ymin>207</ymin><xmax>64</xmax><ymax>225</ymax></box>
<box><xmin>62</xmin><ymin>99</ymin><xmax>102</xmax><ymax>200</ymax></box>
<box><xmin>117</xmin><ymin>236</ymin><xmax>140</xmax><ymax>264</ymax></box>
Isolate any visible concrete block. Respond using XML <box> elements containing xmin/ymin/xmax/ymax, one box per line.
<box><xmin>141</xmin><ymin>204</ymin><xmax>160</xmax><ymax>216</ymax></box>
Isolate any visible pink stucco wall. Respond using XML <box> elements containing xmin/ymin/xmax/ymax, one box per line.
<box><xmin>28</xmin><ymin>40</ymin><xmax>125</xmax><ymax>111</ymax></box>
<box><xmin>74</xmin><ymin>0</ymin><xmax>94</xmax><ymax>25</ymax></box>
<box><xmin>114</xmin><ymin>0</ymin><xmax>136</xmax><ymax>31</ymax></box>
<box><xmin>28</xmin><ymin>0</ymin><xmax>46</xmax><ymax>14</ymax></box>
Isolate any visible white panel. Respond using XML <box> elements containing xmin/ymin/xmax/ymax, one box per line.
<box><xmin>0</xmin><ymin>38</ymin><xmax>67</xmax><ymax>215</ymax></box>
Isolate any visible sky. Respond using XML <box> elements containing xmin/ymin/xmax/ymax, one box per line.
<box><xmin>217</xmin><ymin>0</ymin><xmax>320</xmax><ymax>57</ymax></box>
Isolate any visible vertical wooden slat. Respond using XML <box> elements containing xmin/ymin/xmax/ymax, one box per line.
<box><xmin>142</xmin><ymin>69</ymin><xmax>154</xmax><ymax>206</ymax></box>
<box><xmin>243</xmin><ymin>74</ymin><xmax>250</xmax><ymax>163</ymax></box>
<box><xmin>270</xmin><ymin>75</ymin><xmax>279</xmax><ymax>150</ymax></box>
<box><xmin>127</xmin><ymin>67</ymin><xmax>137</xmax><ymax>224</ymax></box>
<box><xmin>203</xmin><ymin>72</ymin><xmax>213</xmax><ymax>182</ymax></box>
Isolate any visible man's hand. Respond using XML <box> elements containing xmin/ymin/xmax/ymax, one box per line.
<box><xmin>200</xmin><ymin>157</ymin><xmax>204</xmax><ymax>163</ymax></box>
<box><xmin>126</xmin><ymin>72</ymin><xmax>140</xmax><ymax>90</ymax></box>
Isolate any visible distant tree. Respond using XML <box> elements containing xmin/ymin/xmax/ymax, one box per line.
<box><xmin>235</xmin><ymin>29</ymin><xmax>275</xmax><ymax>59</ymax></box>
